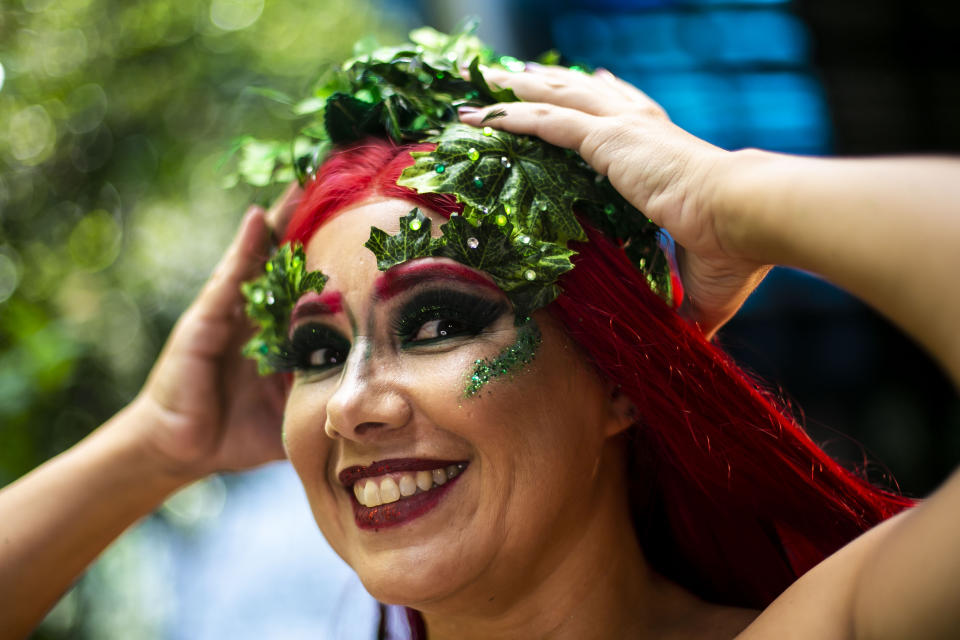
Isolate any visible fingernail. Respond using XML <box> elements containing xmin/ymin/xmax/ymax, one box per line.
<box><xmin>524</xmin><ymin>61</ymin><xmax>544</xmax><ymax>71</ymax></box>
<box><xmin>458</xmin><ymin>106</ymin><xmax>480</xmax><ymax>116</ymax></box>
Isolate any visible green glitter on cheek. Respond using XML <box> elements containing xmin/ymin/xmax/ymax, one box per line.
<box><xmin>464</xmin><ymin>316</ymin><xmax>542</xmax><ymax>397</ymax></box>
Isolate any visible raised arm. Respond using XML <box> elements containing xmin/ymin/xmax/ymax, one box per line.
<box><xmin>460</xmin><ymin>66</ymin><xmax>960</xmax><ymax>384</ymax></box>
<box><xmin>460</xmin><ymin>65</ymin><xmax>960</xmax><ymax>639</ymax></box>
<box><xmin>0</xmin><ymin>190</ymin><xmax>300</xmax><ymax>638</ymax></box>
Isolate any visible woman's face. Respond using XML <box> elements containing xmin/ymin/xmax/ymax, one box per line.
<box><xmin>282</xmin><ymin>198</ymin><xmax>629</xmax><ymax>608</ymax></box>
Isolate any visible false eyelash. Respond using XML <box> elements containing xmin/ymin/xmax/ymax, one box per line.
<box><xmin>272</xmin><ymin>323</ymin><xmax>351</xmax><ymax>373</ymax></box>
<box><xmin>391</xmin><ymin>288</ymin><xmax>509</xmax><ymax>346</ymax></box>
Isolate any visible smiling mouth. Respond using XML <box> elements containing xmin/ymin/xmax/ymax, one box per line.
<box><xmin>339</xmin><ymin>459</ymin><xmax>468</xmax><ymax>530</ymax></box>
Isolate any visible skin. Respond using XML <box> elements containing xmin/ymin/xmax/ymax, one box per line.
<box><xmin>282</xmin><ymin>198</ymin><xmax>754</xmax><ymax>638</ymax></box>
<box><xmin>1</xmin><ymin>63</ymin><xmax>959</xmax><ymax>639</ymax></box>
<box><xmin>462</xmin><ymin>64</ymin><xmax>960</xmax><ymax>638</ymax></box>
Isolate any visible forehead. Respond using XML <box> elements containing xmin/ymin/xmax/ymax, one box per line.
<box><xmin>303</xmin><ymin>198</ymin><xmax>448</xmax><ymax>297</ymax></box>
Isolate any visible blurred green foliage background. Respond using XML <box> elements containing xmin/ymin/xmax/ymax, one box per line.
<box><xmin>0</xmin><ymin>0</ymin><xmax>399</xmax><ymax>483</ymax></box>
<box><xmin>0</xmin><ymin>3</ymin><xmax>399</xmax><ymax>634</ymax></box>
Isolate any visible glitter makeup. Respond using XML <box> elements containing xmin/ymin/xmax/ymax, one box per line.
<box><xmin>465</xmin><ymin>316</ymin><xmax>542</xmax><ymax>397</ymax></box>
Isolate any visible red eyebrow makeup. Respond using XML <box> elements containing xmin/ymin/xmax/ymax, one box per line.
<box><xmin>290</xmin><ymin>291</ymin><xmax>343</xmax><ymax>324</ymax></box>
<box><xmin>373</xmin><ymin>261</ymin><xmax>501</xmax><ymax>301</ymax></box>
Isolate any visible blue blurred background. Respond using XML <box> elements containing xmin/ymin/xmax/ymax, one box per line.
<box><xmin>1</xmin><ymin>0</ymin><xmax>958</xmax><ymax>637</ymax></box>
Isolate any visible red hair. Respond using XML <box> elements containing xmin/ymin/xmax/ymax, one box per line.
<box><xmin>285</xmin><ymin>139</ymin><xmax>913</xmax><ymax>630</ymax></box>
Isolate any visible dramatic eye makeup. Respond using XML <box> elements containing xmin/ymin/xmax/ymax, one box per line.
<box><xmin>276</xmin><ymin>324</ymin><xmax>351</xmax><ymax>374</ymax></box>
<box><xmin>391</xmin><ymin>288</ymin><xmax>509</xmax><ymax>348</ymax></box>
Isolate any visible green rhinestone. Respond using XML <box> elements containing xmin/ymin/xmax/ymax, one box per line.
<box><xmin>482</xmin><ymin>126</ymin><xmax>493</xmax><ymax>136</ymax></box>
<box><xmin>495</xmin><ymin>214</ymin><xmax>507</xmax><ymax>226</ymax></box>
<box><xmin>499</xmin><ymin>55</ymin><xmax>525</xmax><ymax>73</ymax></box>
<box><xmin>409</xmin><ymin>218</ymin><xmax>422</xmax><ymax>231</ymax></box>
<box><xmin>264</xmin><ymin>261</ymin><xmax>273</xmax><ymax>272</ymax></box>
<box><xmin>259</xmin><ymin>343</ymin><xmax>269</xmax><ymax>355</ymax></box>
<box><xmin>604</xmin><ymin>203</ymin><xmax>616</xmax><ymax>215</ymax></box>
<box><xmin>473</xmin><ymin>176</ymin><xmax>483</xmax><ymax>188</ymax></box>
<box><xmin>251</xmin><ymin>290</ymin><xmax>265</xmax><ymax>304</ymax></box>
<box><xmin>524</xmin><ymin>269</ymin><xmax>536</xmax><ymax>281</ymax></box>
<box><xmin>436</xmin><ymin>71</ymin><xmax>446</xmax><ymax>79</ymax></box>
<box><xmin>435</xmin><ymin>164</ymin><xmax>446</xmax><ymax>173</ymax></box>
<box><xmin>518</xmin><ymin>234</ymin><xmax>531</xmax><ymax>244</ymax></box>
<box><xmin>291</xmin><ymin>256</ymin><xmax>302</xmax><ymax>268</ymax></box>
<box><xmin>467</xmin><ymin>147</ymin><xmax>479</xmax><ymax>162</ymax></box>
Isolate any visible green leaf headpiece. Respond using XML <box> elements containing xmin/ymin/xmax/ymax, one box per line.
<box><xmin>236</xmin><ymin>22</ymin><xmax>674</xmax><ymax>375</ymax></box>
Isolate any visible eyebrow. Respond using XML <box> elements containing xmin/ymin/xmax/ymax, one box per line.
<box><xmin>290</xmin><ymin>291</ymin><xmax>344</xmax><ymax>324</ymax></box>
<box><xmin>373</xmin><ymin>261</ymin><xmax>501</xmax><ymax>301</ymax></box>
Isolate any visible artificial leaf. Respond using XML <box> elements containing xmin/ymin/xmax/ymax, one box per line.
<box><xmin>364</xmin><ymin>209</ymin><xmax>439</xmax><ymax>270</ymax></box>
<box><xmin>436</xmin><ymin>215</ymin><xmax>520</xmax><ymax>276</ymax></box>
<box><xmin>467</xmin><ymin>56</ymin><xmax>519</xmax><ymax>104</ymax></box>
<box><xmin>324</xmin><ymin>93</ymin><xmax>385</xmax><ymax>144</ymax></box>
<box><xmin>241</xmin><ymin>243</ymin><xmax>327</xmax><ymax>375</ymax></box>
<box><xmin>398</xmin><ymin>123</ymin><xmax>590</xmax><ymax>244</ymax></box>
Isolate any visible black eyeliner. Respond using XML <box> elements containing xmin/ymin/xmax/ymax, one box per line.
<box><xmin>274</xmin><ymin>323</ymin><xmax>351</xmax><ymax>373</ymax></box>
<box><xmin>391</xmin><ymin>288</ymin><xmax>508</xmax><ymax>347</ymax></box>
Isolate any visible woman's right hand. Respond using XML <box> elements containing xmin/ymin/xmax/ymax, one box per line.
<box><xmin>133</xmin><ymin>185</ymin><xmax>303</xmax><ymax>481</ymax></box>
<box><xmin>458</xmin><ymin>65</ymin><xmax>770</xmax><ymax>337</ymax></box>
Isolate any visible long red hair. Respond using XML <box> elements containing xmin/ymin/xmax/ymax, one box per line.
<box><xmin>284</xmin><ymin>138</ymin><xmax>913</xmax><ymax>633</ymax></box>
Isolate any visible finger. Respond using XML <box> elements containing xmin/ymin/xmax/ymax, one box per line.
<box><xmin>481</xmin><ymin>66</ymin><xmax>626</xmax><ymax>117</ymax></box>
<box><xmin>591</xmin><ymin>68</ymin><xmax>670</xmax><ymax>119</ymax></box>
<box><xmin>192</xmin><ymin>205</ymin><xmax>270</xmax><ymax>321</ymax></box>
<box><xmin>264</xmin><ymin>182</ymin><xmax>304</xmax><ymax>241</ymax></box>
<box><xmin>458</xmin><ymin>102</ymin><xmax>604</xmax><ymax>158</ymax></box>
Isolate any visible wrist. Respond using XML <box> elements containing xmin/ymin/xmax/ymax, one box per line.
<box><xmin>108</xmin><ymin>398</ymin><xmax>210</xmax><ymax>491</ymax></box>
<box><xmin>703</xmin><ymin>147</ymin><xmax>780</xmax><ymax>263</ymax></box>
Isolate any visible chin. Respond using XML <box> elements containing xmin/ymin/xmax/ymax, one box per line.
<box><xmin>348</xmin><ymin>539</ymin><xmax>479</xmax><ymax>607</ymax></box>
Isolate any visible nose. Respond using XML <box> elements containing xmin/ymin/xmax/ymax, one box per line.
<box><xmin>323</xmin><ymin>337</ymin><xmax>412</xmax><ymax>441</ymax></box>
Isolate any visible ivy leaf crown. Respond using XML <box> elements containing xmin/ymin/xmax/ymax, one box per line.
<box><xmin>235</xmin><ymin>22</ymin><xmax>674</xmax><ymax>375</ymax></box>
<box><xmin>241</xmin><ymin>243</ymin><xmax>327</xmax><ymax>375</ymax></box>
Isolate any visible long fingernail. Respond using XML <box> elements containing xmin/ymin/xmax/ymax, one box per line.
<box><xmin>458</xmin><ymin>106</ymin><xmax>480</xmax><ymax>116</ymax></box>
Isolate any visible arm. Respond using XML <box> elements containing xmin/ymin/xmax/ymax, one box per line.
<box><xmin>0</xmin><ymin>193</ymin><xmax>299</xmax><ymax>637</ymax></box>
<box><xmin>718</xmin><ymin>151</ymin><xmax>960</xmax><ymax>386</ymax></box>
<box><xmin>0</xmin><ymin>404</ymin><xmax>190</xmax><ymax>639</ymax></box>
<box><xmin>460</xmin><ymin>65</ymin><xmax>960</xmax><ymax>638</ymax></box>
<box><xmin>737</xmin><ymin>468</ymin><xmax>960</xmax><ymax>640</ymax></box>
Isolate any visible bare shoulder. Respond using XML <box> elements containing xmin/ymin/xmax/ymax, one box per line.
<box><xmin>735</xmin><ymin>511</ymin><xmax>911</xmax><ymax>640</ymax></box>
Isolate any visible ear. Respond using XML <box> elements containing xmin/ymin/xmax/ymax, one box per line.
<box><xmin>603</xmin><ymin>383</ymin><xmax>638</xmax><ymax>438</ymax></box>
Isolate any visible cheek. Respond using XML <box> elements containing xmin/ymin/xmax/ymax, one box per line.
<box><xmin>283</xmin><ymin>383</ymin><xmax>336</xmax><ymax>492</ymax></box>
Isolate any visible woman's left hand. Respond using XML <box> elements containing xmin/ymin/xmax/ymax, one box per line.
<box><xmin>458</xmin><ymin>65</ymin><xmax>770</xmax><ymax>338</ymax></box>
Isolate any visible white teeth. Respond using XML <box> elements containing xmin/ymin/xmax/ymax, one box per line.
<box><xmin>416</xmin><ymin>470</ymin><xmax>433</xmax><ymax>492</ymax></box>
<box><xmin>399</xmin><ymin>474</ymin><xmax>417</xmax><ymax>497</ymax></box>
<box><xmin>362</xmin><ymin>481</ymin><xmax>381</xmax><ymax>508</ymax></box>
<box><xmin>353</xmin><ymin>465</ymin><xmax>467</xmax><ymax>507</ymax></box>
<box><xmin>380</xmin><ymin>478</ymin><xmax>400</xmax><ymax>504</ymax></box>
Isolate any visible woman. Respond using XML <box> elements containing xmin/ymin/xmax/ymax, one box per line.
<box><xmin>2</xmin><ymin>44</ymin><xmax>960</xmax><ymax>640</ymax></box>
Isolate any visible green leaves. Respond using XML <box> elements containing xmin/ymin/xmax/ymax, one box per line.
<box><xmin>241</xmin><ymin>243</ymin><xmax>327</xmax><ymax>375</ymax></box>
<box><xmin>227</xmin><ymin>23</ymin><xmax>527</xmax><ymax>188</ymax></box>
<box><xmin>364</xmin><ymin>209</ymin><xmax>442</xmax><ymax>270</ymax></box>
<box><xmin>398</xmin><ymin>124</ymin><xmax>594</xmax><ymax>244</ymax></box>
<box><xmin>235</xmin><ymin>24</ymin><xmax>676</xmax><ymax>346</ymax></box>
<box><xmin>365</xmin><ymin>206</ymin><xmax>575</xmax><ymax>317</ymax></box>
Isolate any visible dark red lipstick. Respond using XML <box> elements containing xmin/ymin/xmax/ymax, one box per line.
<box><xmin>340</xmin><ymin>458</ymin><xmax>468</xmax><ymax>531</ymax></box>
